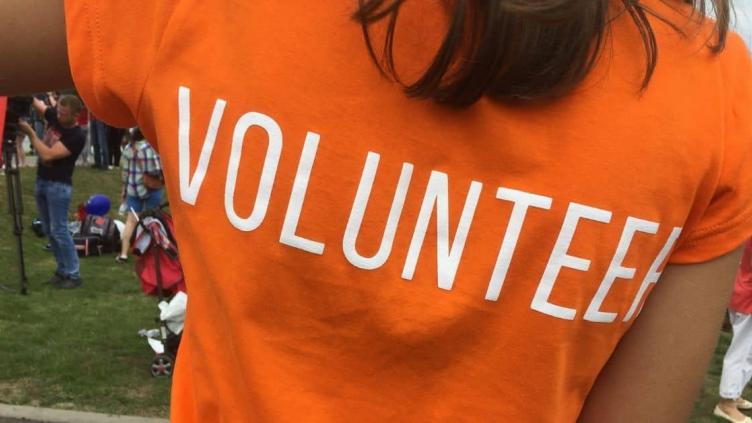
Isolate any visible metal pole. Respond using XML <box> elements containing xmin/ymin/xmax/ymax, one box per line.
<box><xmin>2</xmin><ymin>138</ymin><xmax>28</xmax><ymax>295</ymax></box>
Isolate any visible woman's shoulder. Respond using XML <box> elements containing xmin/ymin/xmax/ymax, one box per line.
<box><xmin>133</xmin><ymin>140</ymin><xmax>150</xmax><ymax>150</ymax></box>
<box><xmin>121</xmin><ymin>146</ymin><xmax>135</xmax><ymax>159</ymax></box>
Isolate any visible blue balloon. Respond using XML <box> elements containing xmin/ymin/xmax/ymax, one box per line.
<box><xmin>85</xmin><ymin>194</ymin><xmax>111</xmax><ymax>216</ymax></box>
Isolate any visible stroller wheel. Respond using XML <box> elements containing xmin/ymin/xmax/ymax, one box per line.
<box><xmin>150</xmin><ymin>354</ymin><xmax>175</xmax><ymax>377</ymax></box>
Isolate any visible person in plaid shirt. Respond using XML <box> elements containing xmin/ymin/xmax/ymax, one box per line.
<box><xmin>116</xmin><ymin>127</ymin><xmax>163</xmax><ymax>263</ymax></box>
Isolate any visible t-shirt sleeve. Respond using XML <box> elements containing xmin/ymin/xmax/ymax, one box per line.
<box><xmin>44</xmin><ymin>106</ymin><xmax>56</xmax><ymax>125</ymax></box>
<box><xmin>669</xmin><ymin>33</ymin><xmax>752</xmax><ymax>263</ymax></box>
<box><xmin>63</xmin><ymin>0</ymin><xmax>177</xmax><ymax>129</ymax></box>
<box><xmin>61</xmin><ymin>129</ymin><xmax>86</xmax><ymax>157</ymax></box>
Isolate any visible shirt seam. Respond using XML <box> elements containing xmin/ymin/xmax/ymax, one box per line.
<box><xmin>134</xmin><ymin>1</ymin><xmax>181</xmax><ymax>125</ymax></box>
<box><xmin>90</xmin><ymin>0</ymin><xmax>106</xmax><ymax>117</ymax></box>
<box><xmin>680</xmin><ymin>203</ymin><xmax>752</xmax><ymax>247</ymax></box>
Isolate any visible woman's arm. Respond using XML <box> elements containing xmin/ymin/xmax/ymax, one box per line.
<box><xmin>47</xmin><ymin>92</ymin><xmax>58</xmax><ymax>108</ymax></box>
<box><xmin>0</xmin><ymin>0</ymin><xmax>71</xmax><ymax>95</ymax></box>
<box><xmin>579</xmin><ymin>247</ymin><xmax>743</xmax><ymax>422</ymax></box>
<box><xmin>31</xmin><ymin>97</ymin><xmax>47</xmax><ymax>116</ymax></box>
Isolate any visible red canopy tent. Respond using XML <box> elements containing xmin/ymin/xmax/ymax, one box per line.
<box><xmin>0</xmin><ymin>96</ymin><xmax>7</xmax><ymax>168</ymax></box>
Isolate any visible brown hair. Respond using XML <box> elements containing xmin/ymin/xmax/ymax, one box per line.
<box><xmin>58</xmin><ymin>95</ymin><xmax>83</xmax><ymax>114</ymax></box>
<box><xmin>354</xmin><ymin>0</ymin><xmax>731</xmax><ymax>106</ymax></box>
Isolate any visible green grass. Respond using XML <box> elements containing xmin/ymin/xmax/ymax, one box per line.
<box><xmin>0</xmin><ymin>166</ymin><xmax>746</xmax><ymax>421</ymax></box>
<box><xmin>0</xmin><ymin>165</ymin><xmax>169</xmax><ymax>417</ymax></box>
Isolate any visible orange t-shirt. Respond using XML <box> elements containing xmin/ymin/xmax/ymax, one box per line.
<box><xmin>64</xmin><ymin>1</ymin><xmax>752</xmax><ymax>421</ymax></box>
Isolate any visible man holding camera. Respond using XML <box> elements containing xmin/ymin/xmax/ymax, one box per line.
<box><xmin>18</xmin><ymin>95</ymin><xmax>85</xmax><ymax>289</ymax></box>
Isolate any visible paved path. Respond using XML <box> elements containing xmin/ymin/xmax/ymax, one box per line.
<box><xmin>0</xmin><ymin>404</ymin><xmax>167</xmax><ymax>423</ymax></box>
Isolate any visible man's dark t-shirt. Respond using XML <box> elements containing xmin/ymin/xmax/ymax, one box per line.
<box><xmin>37</xmin><ymin>107</ymin><xmax>85</xmax><ymax>185</ymax></box>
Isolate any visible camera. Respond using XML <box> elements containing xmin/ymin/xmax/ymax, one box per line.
<box><xmin>3</xmin><ymin>96</ymin><xmax>33</xmax><ymax>143</ymax></box>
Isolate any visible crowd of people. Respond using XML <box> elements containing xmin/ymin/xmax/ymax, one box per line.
<box><xmin>5</xmin><ymin>92</ymin><xmax>132</xmax><ymax>170</ymax></box>
<box><xmin>1</xmin><ymin>92</ymin><xmax>163</xmax><ymax>289</ymax></box>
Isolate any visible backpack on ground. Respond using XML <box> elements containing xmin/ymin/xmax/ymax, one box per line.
<box><xmin>74</xmin><ymin>235</ymin><xmax>103</xmax><ymax>257</ymax></box>
<box><xmin>75</xmin><ymin>214</ymin><xmax>121</xmax><ymax>255</ymax></box>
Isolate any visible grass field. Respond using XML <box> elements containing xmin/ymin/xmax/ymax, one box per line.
<box><xmin>0</xmin><ymin>165</ymin><xmax>170</xmax><ymax>418</ymax></box>
<box><xmin>0</xmin><ymin>165</ymin><xmax>747</xmax><ymax>421</ymax></box>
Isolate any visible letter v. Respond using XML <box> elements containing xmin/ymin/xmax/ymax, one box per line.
<box><xmin>178</xmin><ymin>86</ymin><xmax>227</xmax><ymax>205</ymax></box>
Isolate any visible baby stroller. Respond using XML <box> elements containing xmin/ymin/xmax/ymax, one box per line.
<box><xmin>132</xmin><ymin>204</ymin><xmax>187</xmax><ymax>377</ymax></box>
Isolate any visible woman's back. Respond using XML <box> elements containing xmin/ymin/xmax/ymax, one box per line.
<box><xmin>11</xmin><ymin>0</ymin><xmax>752</xmax><ymax>421</ymax></box>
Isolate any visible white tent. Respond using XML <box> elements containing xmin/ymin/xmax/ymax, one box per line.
<box><xmin>734</xmin><ymin>1</ymin><xmax>752</xmax><ymax>50</ymax></box>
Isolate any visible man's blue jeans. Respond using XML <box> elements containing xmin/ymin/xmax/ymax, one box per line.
<box><xmin>35</xmin><ymin>179</ymin><xmax>80</xmax><ymax>280</ymax></box>
<box><xmin>90</xmin><ymin>118</ymin><xmax>109</xmax><ymax>169</ymax></box>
